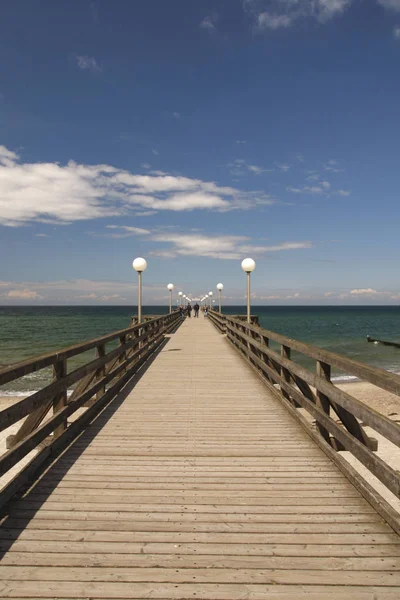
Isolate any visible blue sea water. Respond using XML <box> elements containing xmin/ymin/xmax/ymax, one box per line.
<box><xmin>0</xmin><ymin>305</ymin><xmax>399</xmax><ymax>394</ymax></box>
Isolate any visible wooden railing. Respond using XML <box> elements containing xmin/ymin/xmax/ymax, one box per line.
<box><xmin>208</xmin><ymin>309</ymin><xmax>400</xmax><ymax>531</ymax></box>
<box><xmin>0</xmin><ymin>312</ymin><xmax>181</xmax><ymax>507</ymax></box>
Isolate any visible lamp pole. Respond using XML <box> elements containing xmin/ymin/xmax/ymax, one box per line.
<box><xmin>217</xmin><ymin>283</ymin><xmax>223</xmax><ymax>313</ymax></box>
<box><xmin>208</xmin><ymin>291</ymin><xmax>213</xmax><ymax>309</ymax></box>
<box><xmin>132</xmin><ymin>257</ymin><xmax>147</xmax><ymax>324</ymax></box>
<box><xmin>167</xmin><ymin>283</ymin><xmax>174</xmax><ymax>314</ymax></box>
<box><xmin>241</xmin><ymin>258</ymin><xmax>256</xmax><ymax>324</ymax></box>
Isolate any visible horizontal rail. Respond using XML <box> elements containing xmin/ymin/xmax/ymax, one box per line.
<box><xmin>208</xmin><ymin>309</ymin><xmax>400</xmax><ymax>512</ymax></box>
<box><xmin>0</xmin><ymin>319</ymin><xmax>157</xmax><ymax>387</ymax></box>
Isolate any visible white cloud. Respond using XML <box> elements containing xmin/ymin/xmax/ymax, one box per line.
<box><xmin>35</xmin><ymin>233</ymin><xmax>48</xmax><ymax>237</ymax></box>
<box><xmin>0</xmin><ymin>144</ymin><xmax>277</xmax><ymax>226</ymax></box>
<box><xmin>140</xmin><ymin>163</ymin><xmax>151</xmax><ymax>170</ymax></box>
<box><xmin>350</xmin><ymin>288</ymin><xmax>387</xmax><ymax>296</ymax></box>
<box><xmin>0</xmin><ymin>145</ymin><xmax>19</xmax><ymax>167</ymax></box>
<box><xmin>337</xmin><ymin>189</ymin><xmax>350</xmax><ymax>196</ymax></box>
<box><xmin>278</xmin><ymin>164</ymin><xmax>290</xmax><ymax>172</ymax></box>
<box><xmin>76</xmin><ymin>55</ymin><xmax>101</xmax><ymax>72</ymax></box>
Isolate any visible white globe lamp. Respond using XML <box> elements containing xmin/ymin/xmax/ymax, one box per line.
<box><xmin>132</xmin><ymin>257</ymin><xmax>147</xmax><ymax>323</ymax></box>
<box><xmin>167</xmin><ymin>283</ymin><xmax>174</xmax><ymax>314</ymax></box>
<box><xmin>216</xmin><ymin>283</ymin><xmax>224</xmax><ymax>313</ymax></box>
<box><xmin>241</xmin><ymin>258</ymin><xmax>256</xmax><ymax>324</ymax></box>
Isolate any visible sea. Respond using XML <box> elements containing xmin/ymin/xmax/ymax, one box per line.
<box><xmin>0</xmin><ymin>305</ymin><xmax>399</xmax><ymax>396</ymax></box>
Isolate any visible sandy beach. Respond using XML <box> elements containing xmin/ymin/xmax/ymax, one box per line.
<box><xmin>1</xmin><ymin>380</ymin><xmax>400</xmax><ymax>510</ymax></box>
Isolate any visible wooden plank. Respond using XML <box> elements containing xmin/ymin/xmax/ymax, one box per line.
<box><xmin>2</xmin><ymin>540</ymin><xmax>400</xmax><ymax>557</ymax></box>
<box><xmin>2</xmin><ymin>565</ymin><xmax>400</xmax><ymax>586</ymax></box>
<box><xmin>1</xmin><ymin>552</ymin><xmax>398</xmax><ymax>570</ymax></box>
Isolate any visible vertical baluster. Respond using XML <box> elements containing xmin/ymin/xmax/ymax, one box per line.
<box><xmin>119</xmin><ymin>334</ymin><xmax>127</xmax><ymax>373</ymax></box>
<box><xmin>53</xmin><ymin>358</ymin><xmax>67</xmax><ymax>438</ymax></box>
<box><xmin>95</xmin><ymin>343</ymin><xmax>106</xmax><ymax>402</ymax></box>
<box><xmin>316</xmin><ymin>360</ymin><xmax>332</xmax><ymax>444</ymax></box>
<box><xmin>280</xmin><ymin>345</ymin><xmax>292</xmax><ymax>402</ymax></box>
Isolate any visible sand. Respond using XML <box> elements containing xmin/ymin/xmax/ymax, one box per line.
<box><xmin>1</xmin><ymin>381</ymin><xmax>400</xmax><ymax>511</ymax></box>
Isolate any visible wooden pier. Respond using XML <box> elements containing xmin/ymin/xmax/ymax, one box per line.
<box><xmin>1</xmin><ymin>312</ymin><xmax>400</xmax><ymax>597</ymax></box>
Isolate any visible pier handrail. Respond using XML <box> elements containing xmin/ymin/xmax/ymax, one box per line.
<box><xmin>208</xmin><ymin>309</ymin><xmax>400</xmax><ymax>521</ymax></box>
<box><xmin>0</xmin><ymin>311</ymin><xmax>181</xmax><ymax>508</ymax></box>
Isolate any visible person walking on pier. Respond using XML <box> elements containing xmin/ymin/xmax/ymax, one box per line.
<box><xmin>187</xmin><ymin>303</ymin><xmax>192</xmax><ymax>318</ymax></box>
<box><xmin>194</xmin><ymin>303</ymin><xmax>200</xmax><ymax>318</ymax></box>
<box><xmin>179</xmin><ymin>305</ymin><xmax>185</xmax><ymax>320</ymax></box>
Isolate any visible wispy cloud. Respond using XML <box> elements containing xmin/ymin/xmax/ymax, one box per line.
<box><xmin>200</xmin><ymin>14</ymin><xmax>218</xmax><ymax>33</ymax></box>
<box><xmin>105</xmin><ymin>225</ymin><xmax>151</xmax><ymax>238</ymax></box>
<box><xmin>394</xmin><ymin>25</ymin><xmax>400</xmax><ymax>37</ymax></box>
<box><xmin>229</xmin><ymin>158</ymin><xmax>271</xmax><ymax>176</ymax></box>
<box><xmin>76</xmin><ymin>55</ymin><xmax>101</xmax><ymax>72</ymax></box>
<box><xmin>324</xmin><ymin>159</ymin><xmax>344</xmax><ymax>173</ymax></box>
<box><xmin>235</xmin><ymin>140</ymin><xmax>247</xmax><ymax>145</ymax></box>
<box><xmin>172</xmin><ymin>111</ymin><xmax>181</xmax><ymax>119</ymax></box>
<box><xmin>377</xmin><ymin>0</ymin><xmax>400</xmax><ymax>12</ymax></box>
<box><xmin>244</xmin><ymin>0</ymin><xmax>353</xmax><ymax>31</ymax></box>
<box><xmin>4</xmin><ymin>289</ymin><xmax>43</xmax><ymax>300</ymax></box>
<box><xmin>150</xmin><ymin>232</ymin><xmax>312</xmax><ymax>260</ymax></box>
<box><xmin>0</xmin><ymin>144</ymin><xmax>277</xmax><ymax>226</ymax></box>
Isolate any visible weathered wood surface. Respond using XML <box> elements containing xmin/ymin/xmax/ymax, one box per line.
<box><xmin>0</xmin><ymin>316</ymin><xmax>400</xmax><ymax>598</ymax></box>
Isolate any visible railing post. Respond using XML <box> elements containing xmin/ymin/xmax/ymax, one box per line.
<box><xmin>316</xmin><ymin>360</ymin><xmax>333</xmax><ymax>445</ymax></box>
<box><xmin>280</xmin><ymin>345</ymin><xmax>293</xmax><ymax>404</ymax></box>
<box><xmin>95</xmin><ymin>344</ymin><xmax>106</xmax><ymax>402</ymax></box>
<box><xmin>119</xmin><ymin>334</ymin><xmax>127</xmax><ymax>373</ymax></box>
<box><xmin>53</xmin><ymin>358</ymin><xmax>67</xmax><ymax>438</ymax></box>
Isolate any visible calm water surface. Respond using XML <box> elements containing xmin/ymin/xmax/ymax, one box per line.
<box><xmin>1</xmin><ymin>305</ymin><xmax>399</xmax><ymax>393</ymax></box>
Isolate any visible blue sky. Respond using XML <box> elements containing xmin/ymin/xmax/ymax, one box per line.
<box><xmin>1</xmin><ymin>0</ymin><xmax>400</xmax><ymax>305</ymax></box>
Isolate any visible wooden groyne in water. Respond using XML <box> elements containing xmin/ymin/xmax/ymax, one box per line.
<box><xmin>0</xmin><ymin>311</ymin><xmax>400</xmax><ymax>598</ymax></box>
<box><xmin>367</xmin><ymin>335</ymin><xmax>400</xmax><ymax>349</ymax></box>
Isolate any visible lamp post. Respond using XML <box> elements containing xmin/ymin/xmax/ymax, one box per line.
<box><xmin>178</xmin><ymin>291</ymin><xmax>183</xmax><ymax>307</ymax></box>
<box><xmin>132</xmin><ymin>257</ymin><xmax>147</xmax><ymax>324</ymax></box>
<box><xmin>208</xmin><ymin>291</ymin><xmax>213</xmax><ymax>309</ymax></box>
<box><xmin>241</xmin><ymin>258</ymin><xmax>256</xmax><ymax>324</ymax></box>
<box><xmin>216</xmin><ymin>283</ymin><xmax>223</xmax><ymax>313</ymax></box>
<box><xmin>167</xmin><ymin>283</ymin><xmax>174</xmax><ymax>314</ymax></box>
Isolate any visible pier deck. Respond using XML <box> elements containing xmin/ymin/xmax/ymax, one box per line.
<box><xmin>1</xmin><ymin>316</ymin><xmax>400</xmax><ymax>598</ymax></box>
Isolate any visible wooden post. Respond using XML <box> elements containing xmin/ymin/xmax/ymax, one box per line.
<box><xmin>281</xmin><ymin>345</ymin><xmax>297</xmax><ymax>406</ymax></box>
<box><xmin>119</xmin><ymin>334</ymin><xmax>127</xmax><ymax>373</ymax></box>
<box><xmin>95</xmin><ymin>344</ymin><xmax>106</xmax><ymax>401</ymax></box>
<box><xmin>316</xmin><ymin>360</ymin><xmax>333</xmax><ymax>445</ymax></box>
<box><xmin>53</xmin><ymin>359</ymin><xmax>67</xmax><ymax>438</ymax></box>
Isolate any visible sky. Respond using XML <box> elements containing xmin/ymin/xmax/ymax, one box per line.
<box><xmin>1</xmin><ymin>0</ymin><xmax>400</xmax><ymax>306</ymax></box>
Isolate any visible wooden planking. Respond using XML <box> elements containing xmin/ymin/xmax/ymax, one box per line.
<box><xmin>1</xmin><ymin>316</ymin><xmax>400</xmax><ymax>599</ymax></box>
